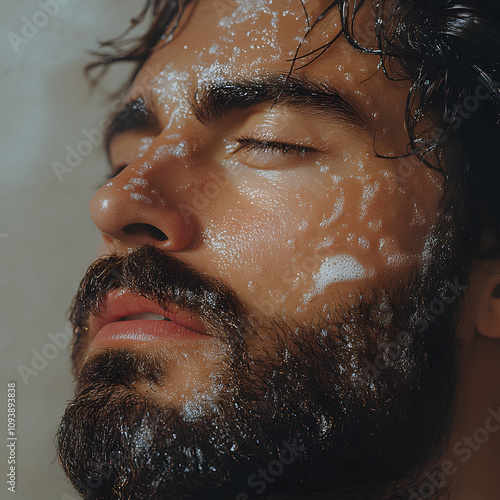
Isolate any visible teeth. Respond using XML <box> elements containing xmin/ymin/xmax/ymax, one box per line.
<box><xmin>120</xmin><ymin>313</ymin><xmax>169</xmax><ymax>321</ymax></box>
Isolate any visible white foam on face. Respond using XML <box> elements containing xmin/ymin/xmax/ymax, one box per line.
<box><xmin>169</xmin><ymin>141</ymin><xmax>189</xmax><ymax>158</ymax></box>
<box><xmin>372</xmin><ymin>291</ymin><xmax>393</xmax><ymax>327</ymax></box>
<box><xmin>149</xmin><ymin>67</ymin><xmax>192</xmax><ymax>132</ymax></box>
<box><xmin>303</xmin><ymin>254</ymin><xmax>370</xmax><ymax>303</ymax></box>
<box><xmin>152</xmin><ymin>68</ymin><xmax>190</xmax><ymax>102</ymax></box>
<box><xmin>315</xmin><ymin>236</ymin><xmax>336</xmax><ymax>248</ymax></box>
<box><xmin>214</xmin><ymin>0</ymin><xmax>309</xmax><ymax>63</ymax></box>
<box><xmin>297</xmin><ymin>219</ymin><xmax>308</xmax><ymax>231</ymax></box>
<box><xmin>320</xmin><ymin>192</ymin><xmax>345</xmax><ymax>227</ymax></box>
<box><xmin>137</xmin><ymin>135</ymin><xmax>153</xmax><ymax>152</ymax></box>
<box><xmin>129</xmin><ymin>192</ymin><xmax>153</xmax><ymax>204</ymax></box>
<box><xmin>196</xmin><ymin>61</ymin><xmax>232</xmax><ymax>85</ymax></box>
<box><xmin>410</xmin><ymin>199</ymin><xmax>426</xmax><ymax>226</ymax></box>
<box><xmin>130</xmin><ymin>416</ymin><xmax>154</xmax><ymax>454</ymax></box>
<box><xmin>378</xmin><ymin>237</ymin><xmax>409</xmax><ymax>267</ymax></box>
<box><xmin>359</xmin><ymin>181</ymin><xmax>380</xmax><ymax>220</ymax></box>
<box><xmin>123</xmin><ymin>177</ymin><xmax>148</xmax><ymax>189</ymax></box>
<box><xmin>218</xmin><ymin>0</ymin><xmax>277</xmax><ymax>29</ymax></box>
<box><xmin>180</xmin><ymin>391</ymin><xmax>218</xmax><ymax>422</ymax></box>
<box><xmin>358</xmin><ymin>235</ymin><xmax>370</xmax><ymax>249</ymax></box>
<box><xmin>368</xmin><ymin>219</ymin><xmax>383</xmax><ymax>231</ymax></box>
<box><xmin>421</xmin><ymin>221</ymin><xmax>440</xmax><ymax>275</ymax></box>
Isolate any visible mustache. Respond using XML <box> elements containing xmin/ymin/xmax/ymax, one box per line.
<box><xmin>69</xmin><ymin>245</ymin><xmax>250</xmax><ymax>368</ymax></box>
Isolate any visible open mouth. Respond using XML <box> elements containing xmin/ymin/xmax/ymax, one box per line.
<box><xmin>119</xmin><ymin>313</ymin><xmax>173</xmax><ymax>321</ymax></box>
<box><xmin>87</xmin><ymin>290</ymin><xmax>211</xmax><ymax>348</ymax></box>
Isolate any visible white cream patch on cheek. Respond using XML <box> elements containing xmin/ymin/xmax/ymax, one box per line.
<box><xmin>359</xmin><ymin>180</ymin><xmax>380</xmax><ymax>220</ymax></box>
<box><xmin>315</xmin><ymin>236</ymin><xmax>337</xmax><ymax>250</ymax></box>
<box><xmin>358</xmin><ymin>235</ymin><xmax>370</xmax><ymax>250</ymax></box>
<box><xmin>320</xmin><ymin>189</ymin><xmax>345</xmax><ymax>227</ymax></box>
<box><xmin>368</xmin><ymin>219</ymin><xmax>383</xmax><ymax>231</ymax></box>
<box><xmin>302</xmin><ymin>254</ymin><xmax>372</xmax><ymax>304</ymax></box>
<box><xmin>310</xmin><ymin>166</ymin><xmax>437</xmax><ymax>281</ymax></box>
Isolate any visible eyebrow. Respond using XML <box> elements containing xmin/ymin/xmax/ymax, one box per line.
<box><xmin>105</xmin><ymin>73</ymin><xmax>369</xmax><ymax>155</ymax></box>
<box><xmin>193</xmin><ymin>74</ymin><xmax>368</xmax><ymax>128</ymax></box>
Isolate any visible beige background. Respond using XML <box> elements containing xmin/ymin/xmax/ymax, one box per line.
<box><xmin>1</xmin><ymin>1</ymin><xmax>143</xmax><ymax>498</ymax></box>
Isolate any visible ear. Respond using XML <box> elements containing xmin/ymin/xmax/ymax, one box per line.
<box><xmin>475</xmin><ymin>268</ymin><xmax>500</xmax><ymax>339</ymax></box>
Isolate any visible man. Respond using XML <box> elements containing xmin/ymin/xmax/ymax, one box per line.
<box><xmin>56</xmin><ymin>0</ymin><xmax>500</xmax><ymax>498</ymax></box>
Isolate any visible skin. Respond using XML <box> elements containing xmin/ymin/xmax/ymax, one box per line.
<box><xmin>85</xmin><ymin>1</ymin><xmax>500</xmax><ymax>497</ymax></box>
<box><xmin>91</xmin><ymin>0</ymin><xmax>441</xmax><ymax>333</ymax></box>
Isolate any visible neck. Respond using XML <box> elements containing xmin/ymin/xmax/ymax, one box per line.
<box><xmin>410</xmin><ymin>335</ymin><xmax>500</xmax><ymax>500</ymax></box>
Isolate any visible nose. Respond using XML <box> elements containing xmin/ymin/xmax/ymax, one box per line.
<box><xmin>90</xmin><ymin>158</ymin><xmax>197</xmax><ymax>253</ymax></box>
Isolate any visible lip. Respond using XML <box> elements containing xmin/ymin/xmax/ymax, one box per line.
<box><xmin>88</xmin><ymin>289</ymin><xmax>209</xmax><ymax>348</ymax></box>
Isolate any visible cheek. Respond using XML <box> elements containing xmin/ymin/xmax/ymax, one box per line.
<box><xmin>297</xmin><ymin>169</ymin><xmax>442</xmax><ymax>309</ymax></box>
<box><xmin>199</xmin><ymin>168</ymin><xmax>339</xmax><ymax>318</ymax></box>
<box><xmin>202</xmin><ymin>175</ymin><xmax>315</xmax><ymax>287</ymax></box>
<box><xmin>200</xmin><ymin>164</ymin><xmax>441</xmax><ymax>317</ymax></box>
<box><xmin>323</xmin><ymin>172</ymin><xmax>439</xmax><ymax>268</ymax></box>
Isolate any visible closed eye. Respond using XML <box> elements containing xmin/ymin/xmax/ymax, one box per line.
<box><xmin>99</xmin><ymin>137</ymin><xmax>317</xmax><ymax>189</ymax></box>
<box><xmin>97</xmin><ymin>165</ymin><xmax>127</xmax><ymax>189</ymax></box>
<box><xmin>103</xmin><ymin>165</ymin><xmax>127</xmax><ymax>184</ymax></box>
<box><xmin>233</xmin><ymin>137</ymin><xmax>316</xmax><ymax>157</ymax></box>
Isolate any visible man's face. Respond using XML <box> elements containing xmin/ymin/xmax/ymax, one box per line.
<box><xmin>91</xmin><ymin>0</ymin><xmax>442</xmax><ymax>374</ymax></box>
<box><xmin>58</xmin><ymin>1</ymin><xmax>463</xmax><ymax>498</ymax></box>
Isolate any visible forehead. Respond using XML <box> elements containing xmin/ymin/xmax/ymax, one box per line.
<box><xmin>133</xmin><ymin>0</ymin><xmax>410</xmax><ymax>151</ymax></box>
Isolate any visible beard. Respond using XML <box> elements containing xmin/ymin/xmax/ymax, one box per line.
<box><xmin>57</xmin><ymin>212</ymin><xmax>470</xmax><ymax>500</ymax></box>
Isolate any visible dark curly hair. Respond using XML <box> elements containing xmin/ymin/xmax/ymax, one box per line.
<box><xmin>87</xmin><ymin>0</ymin><xmax>500</xmax><ymax>256</ymax></box>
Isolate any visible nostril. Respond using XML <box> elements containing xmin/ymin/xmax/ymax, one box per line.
<box><xmin>123</xmin><ymin>223</ymin><xmax>168</xmax><ymax>242</ymax></box>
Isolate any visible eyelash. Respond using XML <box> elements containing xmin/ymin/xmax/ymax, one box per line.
<box><xmin>103</xmin><ymin>137</ymin><xmax>315</xmax><ymax>185</ymax></box>
<box><xmin>233</xmin><ymin>137</ymin><xmax>316</xmax><ymax>157</ymax></box>
<box><xmin>104</xmin><ymin>165</ymin><xmax>126</xmax><ymax>183</ymax></box>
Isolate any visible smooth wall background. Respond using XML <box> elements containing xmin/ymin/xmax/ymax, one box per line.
<box><xmin>1</xmin><ymin>2</ymin><xmax>143</xmax><ymax>498</ymax></box>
